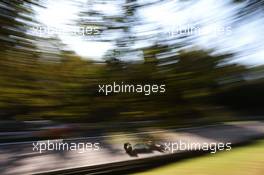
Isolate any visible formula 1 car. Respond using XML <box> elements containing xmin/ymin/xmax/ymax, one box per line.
<box><xmin>124</xmin><ymin>141</ymin><xmax>165</xmax><ymax>156</ymax></box>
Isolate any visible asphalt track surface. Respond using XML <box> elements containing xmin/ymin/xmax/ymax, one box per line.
<box><xmin>0</xmin><ymin>121</ymin><xmax>263</xmax><ymax>175</ymax></box>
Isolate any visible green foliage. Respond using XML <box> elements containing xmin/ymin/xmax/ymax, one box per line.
<box><xmin>0</xmin><ymin>0</ymin><xmax>258</xmax><ymax>124</ymax></box>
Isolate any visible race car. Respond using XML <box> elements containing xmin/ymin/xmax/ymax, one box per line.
<box><xmin>124</xmin><ymin>141</ymin><xmax>165</xmax><ymax>156</ymax></box>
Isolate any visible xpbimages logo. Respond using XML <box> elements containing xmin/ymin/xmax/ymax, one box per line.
<box><xmin>163</xmin><ymin>141</ymin><xmax>232</xmax><ymax>154</ymax></box>
<box><xmin>98</xmin><ymin>82</ymin><xmax>166</xmax><ymax>95</ymax></box>
<box><xmin>32</xmin><ymin>140</ymin><xmax>101</xmax><ymax>153</ymax></box>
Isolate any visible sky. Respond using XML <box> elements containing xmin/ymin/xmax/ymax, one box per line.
<box><xmin>32</xmin><ymin>0</ymin><xmax>264</xmax><ymax>66</ymax></box>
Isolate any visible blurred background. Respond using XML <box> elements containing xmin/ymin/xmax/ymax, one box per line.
<box><xmin>0</xmin><ymin>0</ymin><xmax>264</xmax><ymax>174</ymax></box>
